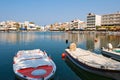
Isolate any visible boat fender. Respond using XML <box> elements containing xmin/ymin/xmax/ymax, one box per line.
<box><xmin>61</xmin><ymin>53</ymin><xmax>66</xmax><ymax>58</ymax></box>
<box><xmin>94</xmin><ymin>39</ymin><xmax>97</xmax><ymax>42</ymax></box>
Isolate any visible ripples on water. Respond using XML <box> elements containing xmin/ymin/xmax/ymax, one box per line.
<box><xmin>0</xmin><ymin>31</ymin><xmax>119</xmax><ymax>80</ymax></box>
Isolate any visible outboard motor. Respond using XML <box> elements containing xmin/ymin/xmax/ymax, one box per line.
<box><xmin>69</xmin><ymin>43</ymin><xmax>77</xmax><ymax>51</ymax></box>
<box><xmin>107</xmin><ymin>43</ymin><xmax>113</xmax><ymax>50</ymax></box>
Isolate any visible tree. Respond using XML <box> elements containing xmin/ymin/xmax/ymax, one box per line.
<box><xmin>14</xmin><ymin>22</ymin><xmax>20</xmax><ymax>31</ymax></box>
<box><xmin>29</xmin><ymin>22</ymin><xmax>35</xmax><ymax>24</ymax></box>
<box><xmin>96</xmin><ymin>26</ymin><xmax>100</xmax><ymax>30</ymax></box>
<box><xmin>49</xmin><ymin>24</ymin><xmax>54</xmax><ymax>31</ymax></box>
<box><xmin>24</xmin><ymin>26</ymin><xmax>27</xmax><ymax>30</ymax></box>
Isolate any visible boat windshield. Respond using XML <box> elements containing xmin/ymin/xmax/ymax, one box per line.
<box><xmin>113</xmin><ymin>49</ymin><xmax>120</xmax><ymax>53</ymax></box>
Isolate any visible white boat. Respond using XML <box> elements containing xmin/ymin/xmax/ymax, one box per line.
<box><xmin>65</xmin><ymin>43</ymin><xmax>120</xmax><ymax>80</ymax></box>
<box><xmin>13</xmin><ymin>49</ymin><xmax>56</xmax><ymax>80</ymax></box>
<box><xmin>102</xmin><ymin>43</ymin><xmax>120</xmax><ymax>61</ymax></box>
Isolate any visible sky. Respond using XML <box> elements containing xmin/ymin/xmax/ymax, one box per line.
<box><xmin>0</xmin><ymin>0</ymin><xmax>120</xmax><ymax>25</ymax></box>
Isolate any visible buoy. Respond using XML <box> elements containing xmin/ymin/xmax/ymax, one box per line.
<box><xmin>66</xmin><ymin>39</ymin><xmax>68</xmax><ymax>44</ymax></box>
<box><xmin>61</xmin><ymin>53</ymin><xmax>66</xmax><ymax>58</ymax></box>
<box><xmin>94</xmin><ymin>39</ymin><xmax>97</xmax><ymax>42</ymax></box>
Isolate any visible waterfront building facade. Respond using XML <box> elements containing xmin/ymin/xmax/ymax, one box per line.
<box><xmin>0</xmin><ymin>20</ymin><xmax>41</xmax><ymax>31</ymax></box>
<box><xmin>48</xmin><ymin>19</ymin><xmax>86</xmax><ymax>31</ymax></box>
<box><xmin>101</xmin><ymin>12</ymin><xmax>120</xmax><ymax>26</ymax></box>
<box><xmin>71</xmin><ymin>19</ymin><xmax>86</xmax><ymax>30</ymax></box>
<box><xmin>87</xmin><ymin>13</ymin><xmax>101</xmax><ymax>30</ymax></box>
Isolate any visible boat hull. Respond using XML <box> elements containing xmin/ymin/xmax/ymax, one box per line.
<box><xmin>15</xmin><ymin>72</ymin><xmax>55</xmax><ymax>80</ymax></box>
<box><xmin>15</xmin><ymin>73</ymin><xmax>27</xmax><ymax>80</ymax></box>
<box><xmin>102</xmin><ymin>49</ymin><xmax>120</xmax><ymax>61</ymax></box>
<box><xmin>65</xmin><ymin>57</ymin><xmax>111</xmax><ymax>80</ymax></box>
<box><xmin>14</xmin><ymin>65</ymin><xmax>56</xmax><ymax>80</ymax></box>
<box><xmin>65</xmin><ymin>51</ymin><xmax>120</xmax><ymax>80</ymax></box>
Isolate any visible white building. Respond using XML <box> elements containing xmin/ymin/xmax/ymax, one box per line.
<box><xmin>23</xmin><ymin>21</ymin><xmax>37</xmax><ymax>30</ymax></box>
<box><xmin>0</xmin><ymin>21</ymin><xmax>6</xmax><ymax>27</ymax></box>
<box><xmin>87</xmin><ymin>13</ymin><xmax>101</xmax><ymax>30</ymax></box>
<box><xmin>0</xmin><ymin>21</ymin><xmax>6</xmax><ymax>30</ymax></box>
<box><xmin>71</xmin><ymin>19</ymin><xmax>86</xmax><ymax>30</ymax></box>
<box><xmin>44</xmin><ymin>25</ymin><xmax>51</xmax><ymax>31</ymax></box>
<box><xmin>102</xmin><ymin>11</ymin><xmax>120</xmax><ymax>26</ymax></box>
<box><xmin>27</xmin><ymin>23</ymin><xmax>36</xmax><ymax>30</ymax></box>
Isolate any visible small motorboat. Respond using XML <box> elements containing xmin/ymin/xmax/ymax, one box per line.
<box><xmin>13</xmin><ymin>49</ymin><xmax>56</xmax><ymax>80</ymax></box>
<box><xmin>65</xmin><ymin>43</ymin><xmax>120</xmax><ymax>80</ymax></box>
<box><xmin>102</xmin><ymin>43</ymin><xmax>120</xmax><ymax>61</ymax></box>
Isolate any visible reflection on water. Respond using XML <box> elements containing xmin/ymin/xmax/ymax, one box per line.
<box><xmin>0</xmin><ymin>32</ymin><xmax>119</xmax><ymax>50</ymax></box>
<box><xmin>65</xmin><ymin>57</ymin><xmax>113</xmax><ymax>80</ymax></box>
<box><xmin>45</xmin><ymin>32</ymin><xmax>120</xmax><ymax>53</ymax></box>
<box><xmin>63</xmin><ymin>32</ymin><xmax>120</xmax><ymax>53</ymax></box>
<box><xmin>0</xmin><ymin>32</ymin><xmax>38</xmax><ymax>44</ymax></box>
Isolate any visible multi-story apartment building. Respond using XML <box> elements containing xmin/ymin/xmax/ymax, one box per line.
<box><xmin>87</xmin><ymin>13</ymin><xmax>101</xmax><ymax>30</ymax></box>
<box><xmin>101</xmin><ymin>11</ymin><xmax>120</xmax><ymax>26</ymax></box>
<box><xmin>71</xmin><ymin>19</ymin><xmax>86</xmax><ymax>30</ymax></box>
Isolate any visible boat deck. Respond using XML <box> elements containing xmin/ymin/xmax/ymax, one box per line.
<box><xmin>14</xmin><ymin>49</ymin><xmax>47</xmax><ymax>63</ymax></box>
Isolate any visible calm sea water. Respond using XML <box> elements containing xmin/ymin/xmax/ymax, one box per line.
<box><xmin>0</xmin><ymin>31</ymin><xmax>120</xmax><ymax>80</ymax></box>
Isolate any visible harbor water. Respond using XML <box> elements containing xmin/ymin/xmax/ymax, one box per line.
<box><xmin>0</xmin><ymin>31</ymin><xmax>120</xmax><ymax>80</ymax></box>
